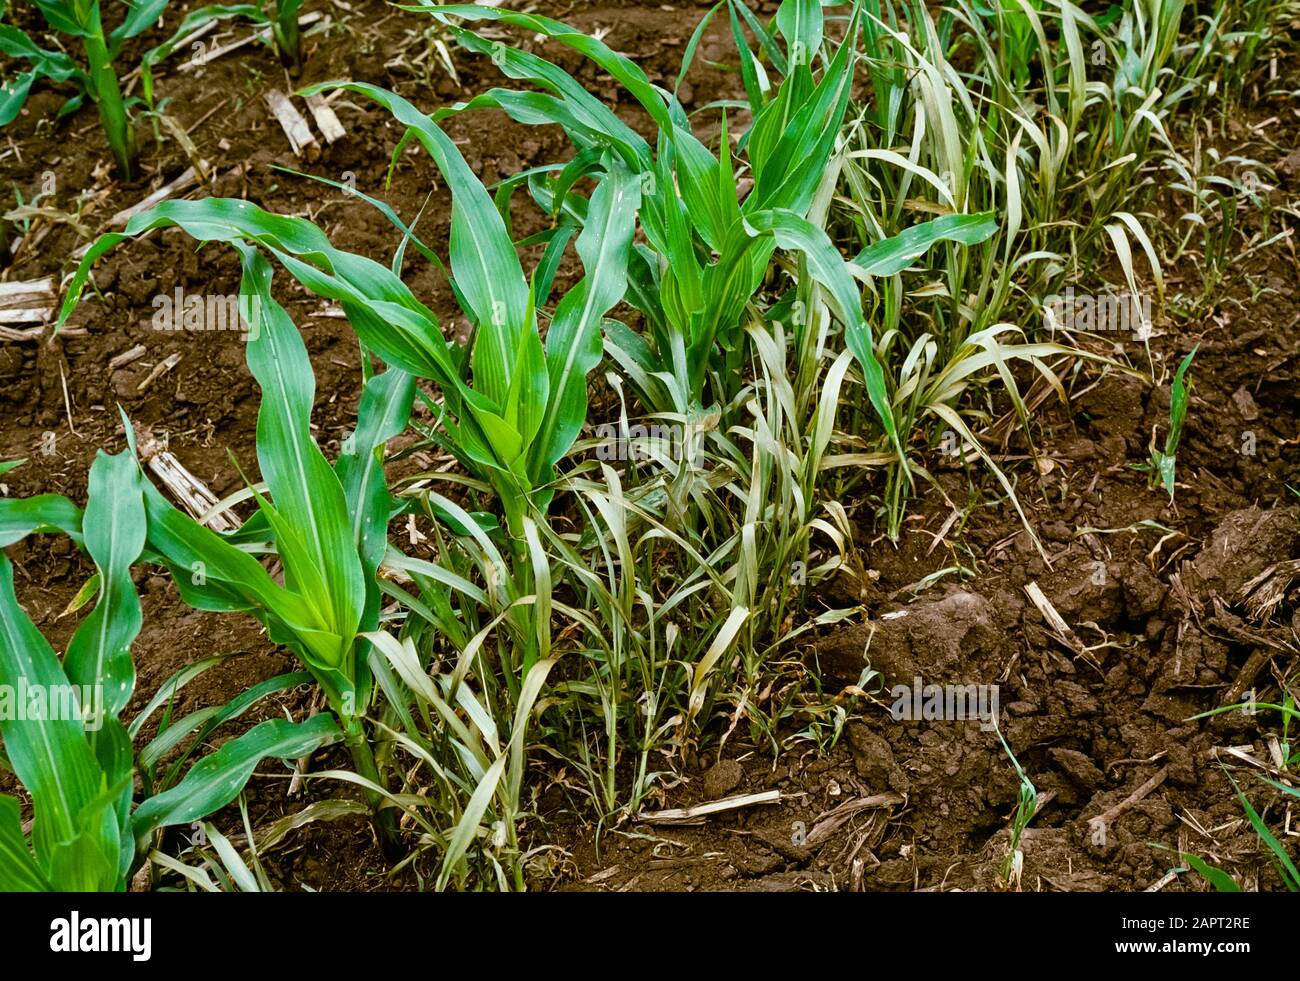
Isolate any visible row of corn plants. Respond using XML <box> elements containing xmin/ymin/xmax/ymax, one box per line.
<box><xmin>1</xmin><ymin>0</ymin><xmax>1290</xmax><ymax>889</ymax></box>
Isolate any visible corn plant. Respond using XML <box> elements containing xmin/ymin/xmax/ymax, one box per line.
<box><xmin>0</xmin><ymin>1</ymin><xmax>170</xmax><ymax>178</ymax></box>
<box><xmin>1138</xmin><ymin>346</ymin><xmax>1196</xmax><ymax>499</ymax></box>
<box><xmin>60</xmin><ymin>239</ymin><xmax>421</xmax><ymax>843</ymax></box>
<box><xmin>994</xmin><ymin>725</ymin><xmax>1038</xmax><ymax>887</ymax></box>
<box><xmin>69</xmin><ymin>102</ymin><xmax>637</xmax><ymax>548</ymax></box>
<box><xmin>0</xmin><ymin>452</ymin><xmax>339</xmax><ymax>891</ymax></box>
<box><xmin>59</xmin><ymin>81</ymin><xmax>646</xmax><ymax>852</ymax></box>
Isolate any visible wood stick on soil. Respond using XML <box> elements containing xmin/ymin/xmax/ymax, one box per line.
<box><xmin>1</xmin><ymin>324</ymin><xmax>87</xmax><ymax>341</ymax></box>
<box><xmin>0</xmin><ymin>307</ymin><xmax>54</xmax><ymax>324</ymax></box>
<box><xmin>108</xmin><ymin>344</ymin><xmax>148</xmax><ymax>371</ymax></box>
<box><xmin>119</xmin><ymin>20</ymin><xmax>221</xmax><ymax>87</ymax></box>
<box><xmin>100</xmin><ymin>167</ymin><xmax>201</xmax><ymax>231</ymax></box>
<box><xmin>637</xmin><ymin>790</ymin><xmax>781</xmax><ymax>825</ymax></box>
<box><xmin>0</xmin><ymin>278</ymin><xmax>56</xmax><ymax>324</ymax></box>
<box><xmin>139</xmin><ymin>436</ymin><xmax>241</xmax><ymax>534</ymax></box>
<box><xmin>304</xmin><ymin>93</ymin><xmax>346</xmax><ymax>144</ymax></box>
<box><xmin>1145</xmin><ymin>869</ymin><xmax>1180</xmax><ymax>892</ymax></box>
<box><xmin>1089</xmin><ymin>766</ymin><xmax>1170</xmax><ymax>833</ymax></box>
<box><xmin>0</xmin><ymin>277</ymin><xmax>54</xmax><ymax>301</ymax></box>
<box><xmin>176</xmin><ymin>12</ymin><xmax>325</xmax><ymax>72</ymax></box>
<box><xmin>806</xmin><ymin>792</ymin><xmax>904</xmax><ymax>847</ymax></box>
<box><xmin>136</xmin><ymin>352</ymin><xmax>182</xmax><ymax>392</ymax></box>
<box><xmin>265</xmin><ymin>90</ymin><xmax>320</xmax><ymax>161</ymax></box>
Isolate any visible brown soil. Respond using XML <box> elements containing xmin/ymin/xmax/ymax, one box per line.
<box><xmin>2</xmin><ymin>0</ymin><xmax>1298</xmax><ymax>892</ymax></box>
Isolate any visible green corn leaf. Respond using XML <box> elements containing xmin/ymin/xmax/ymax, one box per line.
<box><xmin>0</xmin><ymin>25</ymin><xmax>47</xmax><ymax>62</ymax></box>
<box><xmin>1156</xmin><ymin>346</ymin><xmax>1196</xmax><ymax>499</ymax></box>
<box><xmin>0</xmin><ymin>555</ymin><xmax>103</xmax><ymax>875</ymax></box>
<box><xmin>503</xmin><ymin>292</ymin><xmax>546</xmax><ymax>433</ymax></box>
<box><xmin>0</xmin><ymin>493</ymin><xmax>84</xmax><ymax>548</ymax></box>
<box><xmin>335</xmin><ymin>367</ymin><xmax>415</xmax><ymax>703</ymax></box>
<box><xmin>852</xmin><ymin>212</ymin><xmax>1000</xmax><ymax>276</ymax></box>
<box><xmin>1178</xmin><ymin>852</ymin><xmax>1242</xmax><ymax>892</ymax></box>
<box><xmin>431</xmin><ymin>27</ymin><xmax>650</xmax><ymax>169</ymax></box>
<box><xmin>237</xmin><ymin>245</ymin><xmax>366</xmax><ymax>667</ymax></box>
<box><xmin>92</xmin><ymin>718</ymin><xmax>135</xmax><ymax>881</ymax></box>
<box><xmin>302</xmin><ymin>82</ymin><xmax>530</xmax><ymax>409</ymax></box>
<box><xmin>337</xmin><ymin>368</ymin><xmax>416</xmax><ymax>609</ymax></box>
<box><xmin>31</xmin><ymin>1</ymin><xmax>89</xmax><ymax>37</ymax></box>
<box><xmin>63</xmin><ymin>450</ymin><xmax>147</xmax><ymax>726</ymax></box>
<box><xmin>0</xmin><ymin>795</ymin><xmax>50</xmax><ymax>891</ymax></box>
<box><xmin>775</xmin><ymin>0</ymin><xmax>823</xmax><ymax>69</ymax></box>
<box><xmin>534</xmin><ymin>157</ymin><xmax>641</xmax><ymax>473</ymax></box>
<box><xmin>59</xmin><ymin>202</ymin><xmax>466</xmax><ymax>402</ymax></box>
<box><xmin>672</xmin><ymin>127</ymin><xmax>729</xmax><ymax>252</ymax></box>
<box><xmin>531</xmin><ymin>223</ymin><xmax>576</xmax><ymax>307</ymax></box>
<box><xmin>131</xmin><ymin>714</ymin><xmax>342</xmax><ymax>843</ymax></box>
<box><xmin>746</xmin><ymin>14</ymin><xmax>856</xmax><ymax>214</ymax></box>
<box><xmin>127</xmin><ymin>455</ymin><xmax>344</xmax><ymax>696</ymax></box>
<box><xmin>422</xmin><ymin>5</ymin><xmax>675</xmax><ymax>134</ymax></box>
<box><xmin>138</xmin><ymin>476</ymin><xmax>316</xmax><ymax>626</ymax></box>
<box><xmin>108</xmin><ymin>0</ymin><xmax>169</xmax><ymax>46</ymax></box>
<box><xmin>0</xmin><ymin>69</ymin><xmax>37</xmax><ymax>126</ymax></box>
<box><xmin>46</xmin><ymin>794</ymin><xmax>120</xmax><ymax>891</ymax></box>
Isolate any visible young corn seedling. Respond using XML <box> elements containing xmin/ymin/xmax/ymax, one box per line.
<box><xmin>0</xmin><ymin>1</ymin><xmax>169</xmax><ymax>178</ymax></box>
<box><xmin>0</xmin><ymin>452</ymin><xmax>340</xmax><ymax>891</ymax></box>
<box><xmin>60</xmin><ymin>240</ymin><xmax>417</xmax><ymax>841</ymax></box>
<box><xmin>1138</xmin><ymin>347</ymin><xmax>1196</xmax><ymax>498</ymax></box>
<box><xmin>994</xmin><ymin>725</ymin><xmax>1038</xmax><ymax>888</ymax></box>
